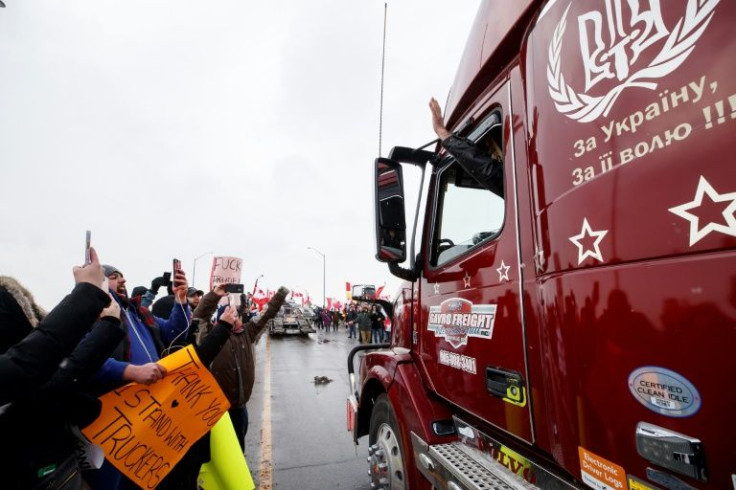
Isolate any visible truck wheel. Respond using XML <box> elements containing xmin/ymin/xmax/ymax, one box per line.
<box><xmin>368</xmin><ymin>394</ymin><xmax>406</xmax><ymax>490</ymax></box>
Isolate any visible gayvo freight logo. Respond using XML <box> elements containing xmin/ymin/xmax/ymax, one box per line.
<box><xmin>547</xmin><ymin>0</ymin><xmax>719</xmax><ymax>123</ymax></box>
<box><xmin>428</xmin><ymin>298</ymin><xmax>497</xmax><ymax>349</ymax></box>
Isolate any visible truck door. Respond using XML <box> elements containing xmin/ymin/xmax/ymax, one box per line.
<box><xmin>417</xmin><ymin>79</ymin><xmax>533</xmax><ymax>443</ymax></box>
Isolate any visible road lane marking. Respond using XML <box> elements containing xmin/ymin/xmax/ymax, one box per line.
<box><xmin>258</xmin><ymin>334</ymin><xmax>273</xmax><ymax>489</ymax></box>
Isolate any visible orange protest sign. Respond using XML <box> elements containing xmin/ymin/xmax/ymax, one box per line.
<box><xmin>82</xmin><ymin>346</ymin><xmax>230</xmax><ymax>489</ymax></box>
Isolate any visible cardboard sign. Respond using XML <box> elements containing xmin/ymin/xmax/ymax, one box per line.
<box><xmin>82</xmin><ymin>346</ymin><xmax>230</xmax><ymax>489</ymax></box>
<box><xmin>209</xmin><ymin>256</ymin><xmax>243</xmax><ymax>290</ymax></box>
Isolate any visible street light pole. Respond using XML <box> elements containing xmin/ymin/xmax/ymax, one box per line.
<box><xmin>191</xmin><ymin>251</ymin><xmax>213</xmax><ymax>291</ymax></box>
<box><xmin>307</xmin><ymin>247</ymin><xmax>326</xmax><ymax>308</ymax></box>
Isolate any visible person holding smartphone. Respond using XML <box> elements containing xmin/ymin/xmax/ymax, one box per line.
<box><xmin>0</xmin><ymin>247</ymin><xmax>127</xmax><ymax>488</ymax></box>
<box><xmin>91</xmin><ymin>263</ymin><xmax>191</xmax><ymax>388</ymax></box>
<box><xmin>86</xmin><ymin>262</ymin><xmax>193</xmax><ymax>489</ymax></box>
<box><xmin>192</xmin><ymin>284</ymin><xmax>289</xmax><ymax>451</ymax></box>
<box><xmin>0</xmin><ymin>247</ymin><xmax>112</xmax><ymax>405</ymax></box>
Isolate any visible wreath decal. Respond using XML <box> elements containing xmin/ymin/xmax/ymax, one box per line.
<box><xmin>547</xmin><ymin>0</ymin><xmax>720</xmax><ymax>123</ymax></box>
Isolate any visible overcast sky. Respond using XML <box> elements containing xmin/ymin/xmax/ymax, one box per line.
<box><xmin>0</xmin><ymin>1</ymin><xmax>480</xmax><ymax>309</ymax></box>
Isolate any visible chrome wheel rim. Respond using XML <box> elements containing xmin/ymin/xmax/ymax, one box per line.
<box><xmin>368</xmin><ymin>423</ymin><xmax>405</xmax><ymax>490</ymax></box>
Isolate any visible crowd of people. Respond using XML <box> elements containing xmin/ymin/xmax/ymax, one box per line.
<box><xmin>312</xmin><ymin>303</ymin><xmax>388</xmax><ymax>343</ymax></box>
<box><xmin>0</xmin><ymin>248</ymin><xmax>289</xmax><ymax>489</ymax></box>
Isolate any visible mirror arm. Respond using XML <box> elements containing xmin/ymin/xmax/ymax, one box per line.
<box><xmin>408</xmin><ymin>164</ymin><xmax>426</xmax><ymax>273</ymax></box>
<box><xmin>389</xmin><ymin>262</ymin><xmax>417</xmax><ymax>282</ymax></box>
<box><xmin>416</xmin><ymin>138</ymin><xmax>440</xmax><ymax>152</ymax></box>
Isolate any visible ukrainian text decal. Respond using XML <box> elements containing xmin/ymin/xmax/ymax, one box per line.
<box><xmin>548</xmin><ymin>0</ymin><xmax>720</xmax><ymax>123</ymax></box>
<box><xmin>428</xmin><ymin>298</ymin><xmax>497</xmax><ymax>348</ymax></box>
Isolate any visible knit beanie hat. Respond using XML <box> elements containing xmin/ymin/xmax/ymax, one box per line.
<box><xmin>102</xmin><ymin>265</ymin><xmax>123</xmax><ymax>277</ymax></box>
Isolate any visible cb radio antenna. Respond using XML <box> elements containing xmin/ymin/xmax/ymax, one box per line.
<box><xmin>378</xmin><ymin>2</ymin><xmax>388</xmax><ymax>157</ymax></box>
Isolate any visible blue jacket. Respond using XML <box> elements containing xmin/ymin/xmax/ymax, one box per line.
<box><xmin>95</xmin><ymin>293</ymin><xmax>191</xmax><ymax>386</ymax></box>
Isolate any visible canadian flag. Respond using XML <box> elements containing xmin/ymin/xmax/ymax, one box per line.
<box><xmin>346</xmin><ymin>282</ymin><xmax>352</xmax><ymax>300</ymax></box>
<box><xmin>252</xmin><ymin>287</ymin><xmax>269</xmax><ymax>311</ymax></box>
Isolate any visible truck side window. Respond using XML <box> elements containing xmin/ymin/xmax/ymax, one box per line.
<box><xmin>430</xmin><ymin>118</ymin><xmax>505</xmax><ymax>267</ymax></box>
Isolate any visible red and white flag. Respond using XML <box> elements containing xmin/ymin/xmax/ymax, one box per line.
<box><xmin>252</xmin><ymin>287</ymin><xmax>269</xmax><ymax>311</ymax></box>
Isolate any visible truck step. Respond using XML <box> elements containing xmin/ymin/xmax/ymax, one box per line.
<box><xmin>429</xmin><ymin>442</ymin><xmax>536</xmax><ymax>490</ymax></box>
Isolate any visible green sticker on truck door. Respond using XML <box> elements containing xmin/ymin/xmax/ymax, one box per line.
<box><xmin>628</xmin><ymin>366</ymin><xmax>701</xmax><ymax>417</ymax></box>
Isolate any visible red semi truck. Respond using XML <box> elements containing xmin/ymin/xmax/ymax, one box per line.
<box><xmin>347</xmin><ymin>1</ymin><xmax>736</xmax><ymax>489</ymax></box>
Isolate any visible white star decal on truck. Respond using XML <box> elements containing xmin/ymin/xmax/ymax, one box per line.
<box><xmin>569</xmin><ymin>218</ymin><xmax>608</xmax><ymax>265</ymax></box>
<box><xmin>496</xmin><ymin>261</ymin><xmax>510</xmax><ymax>282</ymax></box>
<box><xmin>669</xmin><ymin>176</ymin><xmax>736</xmax><ymax>246</ymax></box>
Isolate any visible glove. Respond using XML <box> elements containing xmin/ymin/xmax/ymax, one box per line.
<box><xmin>150</xmin><ymin>276</ymin><xmax>166</xmax><ymax>294</ymax></box>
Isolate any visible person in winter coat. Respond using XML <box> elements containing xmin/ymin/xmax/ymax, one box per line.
<box><xmin>194</xmin><ymin>285</ymin><xmax>289</xmax><ymax>451</ymax></box>
<box><xmin>156</xmin><ymin>305</ymin><xmax>239</xmax><ymax>490</ymax></box>
<box><xmin>91</xmin><ymin>264</ymin><xmax>192</xmax><ymax>392</ymax></box>
<box><xmin>357</xmin><ymin>306</ymin><xmax>372</xmax><ymax>344</ymax></box>
<box><xmin>85</xmin><ymin>264</ymin><xmax>192</xmax><ymax>490</ymax></box>
<box><xmin>0</xmin><ymin>247</ymin><xmax>113</xmax><ymax>405</ymax></box>
<box><xmin>0</xmin><ymin>247</ymin><xmax>126</xmax><ymax>489</ymax></box>
<box><xmin>346</xmin><ymin>305</ymin><xmax>358</xmax><ymax>339</ymax></box>
<box><xmin>429</xmin><ymin>97</ymin><xmax>504</xmax><ymax>197</ymax></box>
<box><xmin>322</xmin><ymin>309</ymin><xmax>332</xmax><ymax>331</ymax></box>
<box><xmin>370</xmin><ymin>305</ymin><xmax>385</xmax><ymax>344</ymax></box>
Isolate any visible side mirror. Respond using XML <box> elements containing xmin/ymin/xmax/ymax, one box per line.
<box><xmin>374</xmin><ymin>158</ymin><xmax>407</xmax><ymax>263</ymax></box>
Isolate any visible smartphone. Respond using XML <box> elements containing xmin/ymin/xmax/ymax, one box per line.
<box><xmin>85</xmin><ymin>230</ymin><xmax>92</xmax><ymax>265</ymax></box>
<box><xmin>172</xmin><ymin>258</ymin><xmax>182</xmax><ymax>286</ymax></box>
<box><xmin>224</xmin><ymin>283</ymin><xmax>244</xmax><ymax>294</ymax></box>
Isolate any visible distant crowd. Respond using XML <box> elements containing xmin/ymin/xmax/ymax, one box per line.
<box><xmin>312</xmin><ymin>303</ymin><xmax>388</xmax><ymax>343</ymax></box>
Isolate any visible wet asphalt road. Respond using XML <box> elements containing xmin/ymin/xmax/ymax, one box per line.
<box><xmin>243</xmin><ymin>326</ymin><xmax>372</xmax><ymax>490</ymax></box>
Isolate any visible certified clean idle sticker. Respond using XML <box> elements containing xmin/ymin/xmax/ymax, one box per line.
<box><xmin>427</xmin><ymin>298</ymin><xmax>497</xmax><ymax>349</ymax></box>
<box><xmin>628</xmin><ymin>367</ymin><xmax>701</xmax><ymax>417</ymax></box>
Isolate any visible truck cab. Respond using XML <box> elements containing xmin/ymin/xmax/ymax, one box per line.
<box><xmin>269</xmin><ymin>304</ymin><xmax>315</xmax><ymax>336</ymax></box>
<box><xmin>349</xmin><ymin>1</ymin><xmax>736</xmax><ymax>489</ymax></box>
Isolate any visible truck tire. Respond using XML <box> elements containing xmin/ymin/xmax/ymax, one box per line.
<box><xmin>368</xmin><ymin>394</ymin><xmax>406</xmax><ymax>490</ymax></box>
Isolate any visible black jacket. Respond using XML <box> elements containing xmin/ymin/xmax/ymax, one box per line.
<box><xmin>0</xmin><ymin>316</ymin><xmax>125</xmax><ymax>488</ymax></box>
<box><xmin>442</xmin><ymin>135</ymin><xmax>504</xmax><ymax>198</ymax></box>
<box><xmin>0</xmin><ymin>277</ymin><xmax>123</xmax><ymax>488</ymax></box>
<box><xmin>0</xmin><ymin>279</ymin><xmax>111</xmax><ymax>406</ymax></box>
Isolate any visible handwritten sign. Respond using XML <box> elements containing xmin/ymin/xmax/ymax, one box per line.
<box><xmin>209</xmin><ymin>256</ymin><xmax>243</xmax><ymax>290</ymax></box>
<box><xmin>82</xmin><ymin>346</ymin><xmax>230</xmax><ymax>489</ymax></box>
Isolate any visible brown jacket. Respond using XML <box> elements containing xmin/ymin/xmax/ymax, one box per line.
<box><xmin>192</xmin><ymin>287</ymin><xmax>288</xmax><ymax>408</ymax></box>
